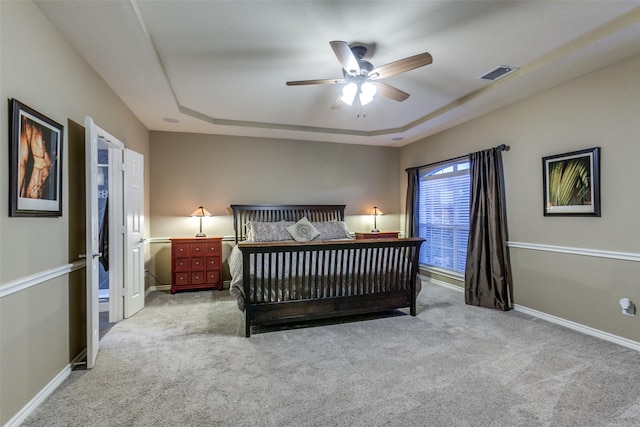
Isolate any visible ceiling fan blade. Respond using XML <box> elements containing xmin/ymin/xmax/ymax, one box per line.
<box><xmin>286</xmin><ymin>78</ymin><xmax>345</xmax><ymax>86</ymax></box>
<box><xmin>330</xmin><ymin>41</ymin><xmax>360</xmax><ymax>75</ymax></box>
<box><xmin>330</xmin><ymin>95</ymin><xmax>344</xmax><ymax>110</ymax></box>
<box><xmin>372</xmin><ymin>81</ymin><xmax>410</xmax><ymax>102</ymax></box>
<box><xmin>369</xmin><ymin>52</ymin><xmax>432</xmax><ymax>80</ymax></box>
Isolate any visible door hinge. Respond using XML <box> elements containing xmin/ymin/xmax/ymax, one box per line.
<box><xmin>120</xmin><ymin>162</ymin><xmax>126</xmax><ymax>172</ymax></box>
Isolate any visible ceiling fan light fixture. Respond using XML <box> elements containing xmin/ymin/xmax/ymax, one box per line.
<box><xmin>359</xmin><ymin>82</ymin><xmax>377</xmax><ymax>105</ymax></box>
<box><xmin>341</xmin><ymin>82</ymin><xmax>358</xmax><ymax>105</ymax></box>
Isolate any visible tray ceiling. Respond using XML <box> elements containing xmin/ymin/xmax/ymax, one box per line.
<box><xmin>35</xmin><ymin>1</ymin><xmax>640</xmax><ymax>146</ymax></box>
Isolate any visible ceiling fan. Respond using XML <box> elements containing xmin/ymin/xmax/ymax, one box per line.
<box><xmin>286</xmin><ymin>41</ymin><xmax>432</xmax><ymax>109</ymax></box>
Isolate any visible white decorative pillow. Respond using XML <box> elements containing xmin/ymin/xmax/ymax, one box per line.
<box><xmin>246</xmin><ymin>221</ymin><xmax>294</xmax><ymax>242</ymax></box>
<box><xmin>286</xmin><ymin>217</ymin><xmax>320</xmax><ymax>242</ymax></box>
<box><xmin>312</xmin><ymin>221</ymin><xmax>352</xmax><ymax>240</ymax></box>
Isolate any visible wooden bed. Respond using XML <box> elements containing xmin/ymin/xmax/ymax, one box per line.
<box><xmin>230</xmin><ymin>204</ymin><xmax>424</xmax><ymax>337</ymax></box>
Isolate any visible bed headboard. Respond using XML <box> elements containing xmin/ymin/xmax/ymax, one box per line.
<box><xmin>231</xmin><ymin>204</ymin><xmax>346</xmax><ymax>243</ymax></box>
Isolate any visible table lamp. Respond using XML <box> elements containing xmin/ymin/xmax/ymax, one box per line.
<box><xmin>370</xmin><ymin>206</ymin><xmax>383</xmax><ymax>232</ymax></box>
<box><xmin>190</xmin><ymin>206</ymin><xmax>211</xmax><ymax>237</ymax></box>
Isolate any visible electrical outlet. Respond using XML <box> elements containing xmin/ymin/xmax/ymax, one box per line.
<box><xmin>619</xmin><ymin>298</ymin><xmax>636</xmax><ymax>317</ymax></box>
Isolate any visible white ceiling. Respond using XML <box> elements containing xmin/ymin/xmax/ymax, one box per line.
<box><xmin>35</xmin><ymin>1</ymin><xmax>640</xmax><ymax>147</ymax></box>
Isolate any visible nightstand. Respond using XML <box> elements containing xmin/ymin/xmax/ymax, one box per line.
<box><xmin>170</xmin><ymin>237</ymin><xmax>223</xmax><ymax>293</ymax></box>
<box><xmin>355</xmin><ymin>232</ymin><xmax>400</xmax><ymax>240</ymax></box>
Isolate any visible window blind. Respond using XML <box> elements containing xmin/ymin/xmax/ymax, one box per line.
<box><xmin>418</xmin><ymin>160</ymin><xmax>470</xmax><ymax>274</ymax></box>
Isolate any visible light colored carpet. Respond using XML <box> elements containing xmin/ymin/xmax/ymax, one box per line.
<box><xmin>22</xmin><ymin>283</ymin><xmax>640</xmax><ymax>426</ymax></box>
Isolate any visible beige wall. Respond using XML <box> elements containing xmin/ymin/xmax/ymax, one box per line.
<box><xmin>148</xmin><ymin>131</ymin><xmax>401</xmax><ymax>285</ymax></box>
<box><xmin>0</xmin><ymin>2</ymin><xmax>150</xmax><ymax>424</ymax></box>
<box><xmin>400</xmin><ymin>53</ymin><xmax>640</xmax><ymax>342</ymax></box>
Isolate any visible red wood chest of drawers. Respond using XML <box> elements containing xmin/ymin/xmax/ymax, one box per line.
<box><xmin>170</xmin><ymin>237</ymin><xmax>222</xmax><ymax>293</ymax></box>
<box><xmin>354</xmin><ymin>232</ymin><xmax>400</xmax><ymax>240</ymax></box>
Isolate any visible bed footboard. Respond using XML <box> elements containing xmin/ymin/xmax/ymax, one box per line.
<box><xmin>239</xmin><ymin>238</ymin><xmax>424</xmax><ymax>337</ymax></box>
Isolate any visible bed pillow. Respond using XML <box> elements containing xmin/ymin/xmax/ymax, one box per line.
<box><xmin>286</xmin><ymin>217</ymin><xmax>320</xmax><ymax>242</ymax></box>
<box><xmin>246</xmin><ymin>221</ymin><xmax>294</xmax><ymax>242</ymax></box>
<box><xmin>312</xmin><ymin>221</ymin><xmax>352</xmax><ymax>240</ymax></box>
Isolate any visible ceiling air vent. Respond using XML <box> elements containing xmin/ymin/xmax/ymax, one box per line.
<box><xmin>479</xmin><ymin>65</ymin><xmax>518</xmax><ymax>81</ymax></box>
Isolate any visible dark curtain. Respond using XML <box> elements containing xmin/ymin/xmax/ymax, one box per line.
<box><xmin>465</xmin><ymin>148</ymin><xmax>511</xmax><ymax>310</ymax></box>
<box><xmin>405</xmin><ymin>167</ymin><xmax>419</xmax><ymax>238</ymax></box>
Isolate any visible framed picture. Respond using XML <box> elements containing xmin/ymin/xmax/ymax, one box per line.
<box><xmin>542</xmin><ymin>147</ymin><xmax>600</xmax><ymax>217</ymax></box>
<box><xmin>9</xmin><ymin>99</ymin><xmax>64</xmax><ymax>217</ymax></box>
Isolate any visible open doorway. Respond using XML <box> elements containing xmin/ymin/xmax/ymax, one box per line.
<box><xmin>85</xmin><ymin>117</ymin><xmax>145</xmax><ymax>369</ymax></box>
<box><xmin>97</xmin><ymin>142</ymin><xmax>113</xmax><ymax>338</ymax></box>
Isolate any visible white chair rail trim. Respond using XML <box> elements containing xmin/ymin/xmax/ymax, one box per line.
<box><xmin>0</xmin><ymin>261</ymin><xmax>86</xmax><ymax>299</ymax></box>
<box><xmin>508</xmin><ymin>241</ymin><xmax>640</xmax><ymax>262</ymax></box>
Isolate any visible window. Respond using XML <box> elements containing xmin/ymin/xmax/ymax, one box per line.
<box><xmin>418</xmin><ymin>159</ymin><xmax>470</xmax><ymax>275</ymax></box>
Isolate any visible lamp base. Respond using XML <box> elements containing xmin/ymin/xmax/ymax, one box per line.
<box><xmin>195</xmin><ymin>232</ymin><xmax>206</xmax><ymax>237</ymax></box>
<box><xmin>371</xmin><ymin>228</ymin><xmax>379</xmax><ymax>233</ymax></box>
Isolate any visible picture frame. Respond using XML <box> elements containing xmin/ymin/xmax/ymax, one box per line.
<box><xmin>542</xmin><ymin>147</ymin><xmax>600</xmax><ymax>217</ymax></box>
<box><xmin>9</xmin><ymin>99</ymin><xmax>64</xmax><ymax>217</ymax></box>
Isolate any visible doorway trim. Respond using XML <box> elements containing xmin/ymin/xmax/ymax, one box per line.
<box><xmin>103</xmin><ymin>139</ymin><xmax>125</xmax><ymax>323</ymax></box>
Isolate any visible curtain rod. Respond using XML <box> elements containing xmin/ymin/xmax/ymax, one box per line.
<box><xmin>405</xmin><ymin>144</ymin><xmax>510</xmax><ymax>172</ymax></box>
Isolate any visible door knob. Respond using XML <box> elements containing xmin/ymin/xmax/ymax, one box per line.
<box><xmin>79</xmin><ymin>252</ymin><xmax>102</xmax><ymax>259</ymax></box>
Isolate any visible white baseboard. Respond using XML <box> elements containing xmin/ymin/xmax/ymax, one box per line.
<box><xmin>514</xmin><ymin>304</ymin><xmax>640</xmax><ymax>352</ymax></box>
<box><xmin>426</xmin><ymin>278</ymin><xmax>640</xmax><ymax>352</ymax></box>
<box><xmin>5</xmin><ymin>364</ymin><xmax>71</xmax><ymax>427</ymax></box>
<box><xmin>146</xmin><ymin>282</ymin><xmax>230</xmax><ymax>295</ymax></box>
<box><xmin>427</xmin><ymin>277</ymin><xmax>464</xmax><ymax>293</ymax></box>
<box><xmin>147</xmin><ymin>284</ymin><xmax>170</xmax><ymax>294</ymax></box>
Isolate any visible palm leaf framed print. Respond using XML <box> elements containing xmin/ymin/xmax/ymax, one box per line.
<box><xmin>542</xmin><ymin>147</ymin><xmax>600</xmax><ymax>216</ymax></box>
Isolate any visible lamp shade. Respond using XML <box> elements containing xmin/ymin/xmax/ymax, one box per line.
<box><xmin>190</xmin><ymin>206</ymin><xmax>211</xmax><ymax>237</ymax></box>
<box><xmin>369</xmin><ymin>206</ymin><xmax>384</xmax><ymax>216</ymax></box>
<box><xmin>190</xmin><ymin>206</ymin><xmax>212</xmax><ymax>217</ymax></box>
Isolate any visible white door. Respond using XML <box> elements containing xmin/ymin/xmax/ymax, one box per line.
<box><xmin>85</xmin><ymin>118</ymin><xmax>100</xmax><ymax>369</ymax></box>
<box><xmin>84</xmin><ymin>117</ymin><xmax>124</xmax><ymax>369</ymax></box>
<box><xmin>124</xmin><ymin>149</ymin><xmax>145</xmax><ymax>317</ymax></box>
